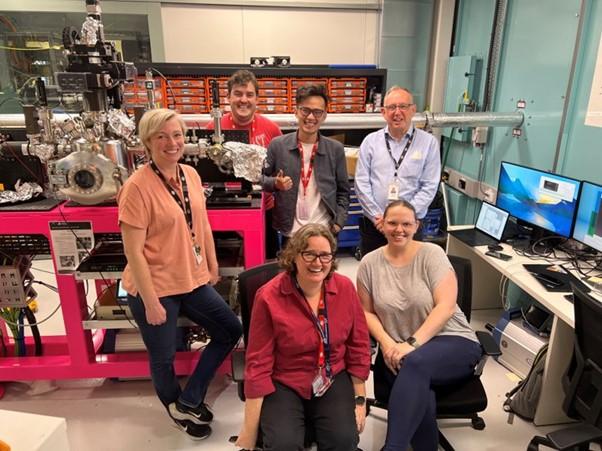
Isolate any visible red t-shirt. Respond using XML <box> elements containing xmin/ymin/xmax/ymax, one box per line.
<box><xmin>244</xmin><ymin>272</ymin><xmax>371</xmax><ymax>400</ymax></box>
<box><xmin>206</xmin><ymin>113</ymin><xmax>282</xmax><ymax>148</ymax></box>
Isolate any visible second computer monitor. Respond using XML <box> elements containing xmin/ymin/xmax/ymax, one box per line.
<box><xmin>572</xmin><ymin>181</ymin><xmax>602</xmax><ymax>252</ymax></box>
<box><xmin>496</xmin><ymin>161</ymin><xmax>581</xmax><ymax>238</ymax></box>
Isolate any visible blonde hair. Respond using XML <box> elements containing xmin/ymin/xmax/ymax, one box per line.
<box><xmin>138</xmin><ymin>109</ymin><xmax>187</xmax><ymax>156</ymax></box>
<box><xmin>279</xmin><ymin>223</ymin><xmax>338</xmax><ymax>277</ymax></box>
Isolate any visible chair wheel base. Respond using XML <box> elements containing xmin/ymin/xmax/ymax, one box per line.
<box><xmin>471</xmin><ymin>416</ymin><xmax>486</xmax><ymax>430</ymax></box>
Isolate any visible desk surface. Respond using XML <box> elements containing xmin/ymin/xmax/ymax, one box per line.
<box><xmin>448</xmin><ymin>229</ymin><xmax>602</xmax><ymax>426</ymax></box>
<box><xmin>448</xmin><ymin>232</ymin><xmax>575</xmax><ymax>327</ymax></box>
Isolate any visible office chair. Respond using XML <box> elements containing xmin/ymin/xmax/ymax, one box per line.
<box><xmin>367</xmin><ymin>255</ymin><xmax>501</xmax><ymax>451</ymax></box>
<box><xmin>526</xmin><ymin>284</ymin><xmax>602</xmax><ymax>450</ymax></box>
<box><xmin>231</xmin><ymin>261</ymin><xmax>283</xmax><ymax>400</ymax></box>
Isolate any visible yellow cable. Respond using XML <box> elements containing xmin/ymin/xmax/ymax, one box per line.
<box><xmin>0</xmin><ymin>45</ymin><xmax>62</xmax><ymax>51</ymax></box>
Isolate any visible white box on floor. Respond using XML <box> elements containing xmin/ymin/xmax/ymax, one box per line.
<box><xmin>0</xmin><ymin>409</ymin><xmax>70</xmax><ymax>451</ymax></box>
<box><xmin>493</xmin><ymin>315</ymin><xmax>548</xmax><ymax>379</ymax></box>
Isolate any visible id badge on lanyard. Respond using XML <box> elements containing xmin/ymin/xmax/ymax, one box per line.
<box><xmin>387</xmin><ymin>179</ymin><xmax>401</xmax><ymax>203</ymax></box>
<box><xmin>385</xmin><ymin>130</ymin><xmax>414</xmax><ymax>205</ymax></box>
<box><xmin>310</xmin><ymin>292</ymin><xmax>333</xmax><ymax>397</ymax></box>
<box><xmin>193</xmin><ymin>243</ymin><xmax>203</xmax><ymax>265</ymax></box>
<box><xmin>312</xmin><ymin>369</ymin><xmax>333</xmax><ymax>397</ymax></box>
<box><xmin>298</xmin><ymin>198</ymin><xmax>310</xmax><ymax>220</ymax></box>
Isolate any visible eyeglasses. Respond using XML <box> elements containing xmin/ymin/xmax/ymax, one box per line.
<box><xmin>384</xmin><ymin>103</ymin><xmax>415</xmax><ymax>112</ymax></box>
<box><xmin>386</xmin><ymin>221</ymin><xmax>417</xmax><ymax>230</ymax></box>
<box><xmin>297</xmin><ymin>106</ymin><xmax>326</xmax><ymax>119</ymax></box>
<box><xmin>300</xmin><ymin>251</ymin><xmax>334</xmax><ymax>263</ymax></box>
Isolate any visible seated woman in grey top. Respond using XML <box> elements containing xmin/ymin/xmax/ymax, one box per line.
<box><xmin>357</xmin><ymin>199</ymin><xmax>482</xmax><ymax>451</ymax></box>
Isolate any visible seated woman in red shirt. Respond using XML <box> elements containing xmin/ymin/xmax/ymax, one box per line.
<box><xmin>235</xmin><ymin>223</ymin><xmax>371</xmax><ymax>451</ymax></box>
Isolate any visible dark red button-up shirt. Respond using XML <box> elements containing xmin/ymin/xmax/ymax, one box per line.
<box><xmin>244</xmin><ymin>272</ymin><xmax>371</xmax><ymax>399</ymax></box>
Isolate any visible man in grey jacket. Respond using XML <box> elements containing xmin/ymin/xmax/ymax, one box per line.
<box><xmin>261</xmin><ymin>84</ymin><xmax>350</xmax><ymax>243</ymax></box>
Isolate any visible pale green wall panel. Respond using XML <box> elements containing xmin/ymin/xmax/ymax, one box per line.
<box><xmin>446</xmin><ymin>0</ymin><xmax>583</xmax><ymax>224</ymax></box>
<box><xmin>487</xmin><ymin>0</ymin><xmax>581</xmax><ymax>175</ymax></box>
<box><xmin>559</xmin><ymin>0</ymin><xmax>602</xmax><ymax>185</ymax></box>
<box><xmin>380</xmin><ymin>0</ymin><xmax>434</xmax><ymax>110</ymax></box>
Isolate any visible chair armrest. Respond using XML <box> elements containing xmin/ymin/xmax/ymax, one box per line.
<box><xmin>231</xmin><ymin>348</ymin><xmax>246</xmax><ymax>382</ymax></box>
<box><xmin>476</xmin><ymin>331</ymin><xmax>501</xmax><ymax>357</ymax></box>
<box><xmin>546</xmin><ymin>424</ymin><xmax>602</xmax><ymax>450</ymax></box>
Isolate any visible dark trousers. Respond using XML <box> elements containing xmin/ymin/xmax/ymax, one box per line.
<box><xmin>378</xmin><ymin>336</ymin><xmax>482</xmax><ymax>451</ymax></box>
<box><xmin>359</xmin><ymin>216</ymin><xmax>387</xmax><ymax>258</ymax></box>
<box><xmin>128</xmin><ymin>284</ymin><xmax>242</xmax><ymax>409</ymax></box>
<box><xmin>359</xmin><ymin>216</ymin><xmax>424</xmax><ymax>258</ymax></box>
<box><xmin>260</xmin><ymin>371</ymin><xmax>358</xmax><ymax>451</ymax></box>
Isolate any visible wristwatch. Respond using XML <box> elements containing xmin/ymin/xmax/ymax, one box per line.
<box><xmin>354</xmin><ymin>395</ymin><xmax>366</xmax><ymax>406</ymax></box>
<box><xmin>406</xmin><ymin>336</ymin><xmax>421</xmax><ymax>349</ymax></box>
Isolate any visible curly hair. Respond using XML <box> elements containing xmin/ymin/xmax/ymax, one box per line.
<box><xmin>278</xmin><ymin>223</ymin><xmax>338</xmax><ymax>277</ymax></box>
<box><xmin>227</xmin><ymin>69</ymin><xmax>259</xmax><ymax>95</ymax></box>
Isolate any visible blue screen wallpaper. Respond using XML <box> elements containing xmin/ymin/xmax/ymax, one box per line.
<box><xmin>496</xmin><ymin>163</ymin><xmax>580</xmax><ymax>238</ymax></box>
<box><xmin>572</xmin><ymin>182</ymin><xmax>602</xmax><ymax>252</ymax></box>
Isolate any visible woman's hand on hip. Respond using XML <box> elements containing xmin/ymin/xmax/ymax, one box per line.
<box><xmin>355</xmin><ymin>404</ymin><xmax>367</xmax><ymax>434</ymax></box>
<box><xmin>145</xmin><ymin>301</ymin><xmax>167</xmax><ymax>325</ymax></box>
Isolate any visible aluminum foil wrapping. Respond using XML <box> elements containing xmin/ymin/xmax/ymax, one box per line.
<box><xmin>81</xmin><ymin>17</ymin><xmax>100</xmax><ymax>46</ymax></box>
<box><xmin>31</xmin><ymin>143</ymin><xmax>56</xmax><ymax>163</ymax></box>
<box><xmin>107</xmin><ymin>110</ymin><xmax>135</xmax><ymax>139</ymax></box>
<box><xmin>0</xmin><ymin>181</ymin><xmax>43</xmax><ymax>204</ymax></box>
<box><xmin>223</xmin><ymin>142</ymin><xmax>267</xmax><ymax>182</ymax></box>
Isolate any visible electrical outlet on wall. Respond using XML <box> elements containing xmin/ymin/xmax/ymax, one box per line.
<box><xmin>443</xmin><ymin>166</ymin><xmax>497</xmax><ymax>202</ymax></box>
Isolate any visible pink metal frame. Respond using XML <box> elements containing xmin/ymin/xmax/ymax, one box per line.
<box><xmin>0</xmin><ymin>202</ymin><xmax>264</xmax><ymax>381</ymax></box>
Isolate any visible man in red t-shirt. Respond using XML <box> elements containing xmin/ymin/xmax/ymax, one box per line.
<box><xmin>206</xmin><ymin>70</ymin><xmax>282</xmax><ymax>258</ymax></box>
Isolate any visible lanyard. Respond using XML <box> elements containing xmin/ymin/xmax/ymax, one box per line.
<box><xmin>149</xmin><ymin>160</ymin><xmax>196</xmax><ymax>243</ymax></box>
<box><xmin>295</xmin><ymin>277</ymin><xmax>332</xmax><ymax>378</ymax></box>
<box><xmin>385</xmin><ymin>128</ymin><xmax>415</xmax><ymax>178</ymax></box>
<box><xmin>297</xmin><ymin>138</ymin><xmax>319</xmax><ymax>197</ymax></box>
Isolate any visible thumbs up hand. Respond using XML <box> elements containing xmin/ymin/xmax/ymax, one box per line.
<box><xmin>275</xmin><ymin>169</ymin><xmax>293</xmax><ymax>191</ymax></box>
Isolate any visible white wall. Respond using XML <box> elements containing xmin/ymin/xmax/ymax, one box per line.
<box><xmin>161</xmin><ymin>4</ymin><xmax>379</xmax><ymax>64</ymax></box>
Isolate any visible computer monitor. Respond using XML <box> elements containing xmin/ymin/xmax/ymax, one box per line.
<box><xmin>496</xmin><ymin>161</ymin><xmax>581</xmax><ymax>238</ymax></box>
<box><xmin>572</xmin><ymin>181</ymin><xmax>602</xmax><ymax>252</ymax></box>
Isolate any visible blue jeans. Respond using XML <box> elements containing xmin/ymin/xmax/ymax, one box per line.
<box><xmin>380</xmin><ymin>335</ymin><xmax>482</xmax><ymax>451</ymax></box>
<box><xmin>128</xmin><ymin>284</ymin><xmax>242</xmax><ymax>409</ymax></box>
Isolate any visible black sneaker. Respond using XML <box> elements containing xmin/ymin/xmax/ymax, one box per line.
<box><xmin>169</xmin><ymin>400</ymin><xmax>214</xmax><ymax>424</ymax></box>
<box><xmin>173</xmin><ymin>419</ymin><xmax>211</xmax><ymax>440</ymax></box>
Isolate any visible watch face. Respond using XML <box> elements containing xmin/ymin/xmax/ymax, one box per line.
<box><xmin>407</xmin><ymin>337</ymin><xmax>416</xmax><ymax>345</ymax></box>
<box><xmin>355</xmin><ymin>396</ymin><xmax>366</xmax><ymax>406</ymax></box>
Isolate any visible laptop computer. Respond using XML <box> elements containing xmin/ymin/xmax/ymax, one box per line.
<box><xmin>450</xmin><ymin>201</ymin><xmax>510</xmax><ymax>247</ymax></box>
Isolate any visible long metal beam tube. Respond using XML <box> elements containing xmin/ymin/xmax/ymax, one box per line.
<box><xmin>421</xmin><ymin>111</ymin><xmax>524</xmax><ymax>129</ymax></box>
<box><xmin>0</xmin><ymin>111</ymin><xmax>523</xmax><ymax>131</ymax></box>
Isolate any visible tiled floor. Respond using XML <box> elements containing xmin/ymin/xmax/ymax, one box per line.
<box><xmin>0</xmin><ymin>255</ymin><xmax>591</xmax><ymax>450</ymax></box>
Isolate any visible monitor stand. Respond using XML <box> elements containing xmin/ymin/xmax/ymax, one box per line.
<box><xmin>513</xmin><ymin>220</ymin><xmax>564</xmax><ymax>255</ymax></box>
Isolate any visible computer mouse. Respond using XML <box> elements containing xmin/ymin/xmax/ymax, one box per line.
<box><xmin>488</xmin><ymin>244</ymin><xmax>504</xmax><ymax>252</ymax></box>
